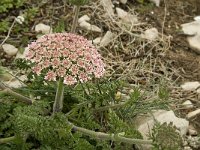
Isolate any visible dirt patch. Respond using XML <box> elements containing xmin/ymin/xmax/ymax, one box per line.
<box><xmin>135</xmin><ymin>0</ymin><xmax>200</xmax><ymax>82</ymax></box>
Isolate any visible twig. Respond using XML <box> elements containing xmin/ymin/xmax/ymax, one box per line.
<box><xmin>0</xmin><ymin>19</ymin><xmax>16</xmax><ymax>47</ymax></box>
<box><xmin>161</xmin><ymin>0</ymin><xmax>167</xmax><ymax>39</ymax></box>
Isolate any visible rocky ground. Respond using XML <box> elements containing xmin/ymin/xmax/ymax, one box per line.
<box><xmin>0</xmin><ymin>0</ymin><xmax>200</xmax><ymax>149</ymax></box>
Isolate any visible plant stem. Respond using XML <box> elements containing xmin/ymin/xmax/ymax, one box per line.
<box><xmin>71</xmin><ymin>5</ymin><xmax>80</xmax><ymax>33</ymax></box>
<box><xmin>0</xmin><ymin>136</ymin><xmax>16</xmax><ymax>144</ymax></box>
<box><xmin>70</xmin><ymin>122</ymin><xmax>152</xmax><ymax>145</ymax></box>
<box><xmin>53</xmin><ymin>78</ymin><xmax>64</xmax><ymax>114</ymax></box>
<box><xmin>0</xmin><ymin>82</ymin><xmax>33</xmax><ymax>104</ymax></box>
<box><xmin>52</xmin><ymin>4</ymin><xmax>80</xmax><ymax>114</ymax></box>
<box><xmin>93</xmin><ymin>101</ymin><xmax>128</xmax><ymax>112</ymax></box>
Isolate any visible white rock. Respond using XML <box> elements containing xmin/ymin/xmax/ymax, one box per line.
<box><xmin>188</xmin><ymin>126</ymin><xmax>198</xmax><ymax>136</ymax></box>
<box><xmin>182</xmin><ymin>100</ymin><xmax>193</xmax><ymax>109</ymax></box>
<box><xmin>136</xmin><ymin>110</ymin><xmax>189</xmax><ymax>138</ymax></box>
<box><xmin>186</xmin><ymin>109</ymin><xmax>200</xmax><ymax>119</ymax></box>
<box><xmin>119</xmin><ymin>0</ymin><xmax>127</xmax><ymax>4</ymax></box>
<box><xmin>187</xmin><ymin>35</ymin><xmax>200</xmax><ymax>54</ymax></box>
<box><xmin>35</xmin><ymin>23</ymin><xmax>52</xmax><ymax>34</ymax></box>
<box><xmin>100</xmin><ymin>31</ymin><xmax>115</xmax><ymax>47</ymax></box>
<box><xmin>150</xmin><ymin>0</ymin><xmax>160</xmax><ymax>6</ymax></box>
<box><xmin>181</xmin><ymin>21</ymin><xmax>200</xmax><ymax>35</ymax></box>
<box><xmin>181</xmin><ymin>81</ymin><xmax>200</xmax><ymax>91</ymax></box>
<box><xmin>181</xmin><ymin>21</ymin><xmax>200</xmax><ymax>54</ymax></box>
<box><xmin>100</xmin><ymin>0</ymin><xmax>115</xmax><ymax>17</ymax></box>
<box><xmin>141</xmin><ymin>28</ymin><xmax>159</xmax><ymax>41</ymax></box>
<box><xmin>116</xmin><ymin>7</ymin><xmax>128</xmax><ymax>18</ymax></box>
<box><xmin>116</xmin><ymin>7</ymin><xmax>138</xmax><ymax>24</ymax></box>
<box><xmin>4</xmin><ymin>75</ymin><xmax>27</xmax><ymax>88</ymax></box>
<box><xmin>92</xmin><ymin>37</ymin><xmax>102</xmax><ymax>45</ymax></box>
<box><xmin>78</xmin><ymin>15</ymin><xmax>90</xmax><ymax>24</ymax></box>
<box><xmin>135</xmin><ymin>110</ymin><xmax>189</xmax><ymax>149</ymax></box>
<box><xmin>2</xmin><ymin>44</ymin><xmax>18</xmax><ymax>56</ymax></box>
<box><xmin>79</xmin><ymin>21</ymin><xmax>102</xmax><ymax>32</ymax></box>
<box><xmin>194</xmin><ymin>16</ymin><xmax>200</xmax><ymax>21</ymax></box>
<box><xmin>15</xmin><ymin>47</ymin><xmax>29</xmax><ymax>59</ymax></box>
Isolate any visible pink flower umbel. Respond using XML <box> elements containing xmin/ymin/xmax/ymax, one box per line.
<box><xmin>26</xmin><ymin>33</ymin><xmax>105</xmax><ymax>85</ymax></box>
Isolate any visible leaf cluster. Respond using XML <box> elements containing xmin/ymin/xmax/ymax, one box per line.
<box><xmin>0</xmin><ymin>0</ymin><xmax>26</xmax><ymax>13</ymax></box>
<box><xmin>150</xmin><ymin>122</ymin><xmax>183</xmax><ymax>150</ymax></box>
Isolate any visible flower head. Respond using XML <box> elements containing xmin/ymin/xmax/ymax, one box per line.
<box><xmin>26</xmin><ymin>33</ymin><xmax>105</xmax><ymax>85</ymax></box>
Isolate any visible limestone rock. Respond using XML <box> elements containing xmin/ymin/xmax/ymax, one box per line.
<box><xmin>92</xmin><ymin>37</ymin><xmax>102</xmax><ymax>45</ymax></box>
<box><xmin>141</xmin><ymin>28</ymin><xmax>159</xmax><ymax>41</ymax></box>
<box><xmin>35</xmin><ymin>23</ymin><xmax>52</xmax><ymax>34</ymax></box>
<box><xmin>78</xmin><ymin>15</ymin><xmax>90</xmax><ymax>24</ymax></box>
<box><xmin>135</xmin><ymin>110</ymin><xmax>189</xmax><ymax>149</ymax></box>
<box><xmin>116</xmin><ymin>7</ymin><xmax>127</xmax><ymax>18</ymax></box>
<box><xmin>15</xmin><ymin>47</ymin><xmax>29</xmax><ymax>59</ymax></box>
<box><xmin>79</xmin><ymin>21</ymin><xmax>102</xmax><ymax>32</ymax></box>
<box><xmin>100</xmin><ymin>31</ymin><xmax>115</xmax><ymax>47</ymax></box>
<box><xmin>182</xmin><ymin>100</ymin><xmax>193</xmax><ymax>109</ymax></box>
<box><xmin>194</xmin><ymin>16</ymin><xmax>200</xmax><ymax>21</ymax></box>
<box><xmin>100</xmin><ymin>0</ymin><xmax>114</xmax><ymax>17</ymax></box>
<box><xmin>181</xmin><ymin>81</ymin><xmax>200</xmax><ymax>91</ymax></box>
<box><xmin>188</xmin><ymin>125</ymin><xmax>198</xmax><ymax>136</ymax></box>
<box><xmin>187</xmin><ymin>109</ymin><xmax>200</xmax><ymax>119</ymax></box>
<box><xmin>116</xmin><ymin>7</ymin><xmax>138</xmax><ymax>24</ymax></box>
<box><xmin>187</xmin><ymin>35</ymin><xmax>200</xmax><ymax>54</ymax></box>
<box><xmin>2</xmin><ymin>44</ymin><xmax>18</xmax><ymax>56</ymax></box>
<box><xmin>119</xmin><ymin>0</ymin><xmax>127</xmax><ymax>4</ymax></box>
<box><xmin>136</xmin><ymin>110</ymin><xmax>189</xmax><ymax>138</ymax></box>
<box><xmin>4</xmin><ymin>75</ymin><xmax>27</xmax><ymax>88</ymax></box>
<box><xmin>181</xmin><ymin>21</ymin><xmax>200</xmax><ymax>54</ymax></box>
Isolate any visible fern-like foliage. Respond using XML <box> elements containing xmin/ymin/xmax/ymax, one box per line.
<box><xmin>150</xmin><ymin>122</ymin><xmax>183</xmax><ymax>150</ymax></box>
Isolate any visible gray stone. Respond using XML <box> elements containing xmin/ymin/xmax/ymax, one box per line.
<box><xmin>2</xmin><ymin>44</ymin><xmax>18</xmax><ymax>56</ymax></box>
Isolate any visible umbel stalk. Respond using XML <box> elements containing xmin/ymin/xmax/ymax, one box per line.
<box><xmin>53</xmin><ymin>78</ymin><xmax>64</xmax><ymax>113</ymax></box>
<box><xmin>53</xmin><ymin>5</ymin><xmax>80</xmax><ymax>114</ymax></box>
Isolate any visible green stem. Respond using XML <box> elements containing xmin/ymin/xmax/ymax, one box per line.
<box><xmin>53</xmin><ymin>78</ymin><xmax>64</xmax><ymax>114</ymax></box>
<box><xmin>0</xmin><ymin>136</ymin><xmax>16</xmax><ymax>144</ymax></box>
<box><xmin>71</xmin><ymin>5</ymin><xmax>80</xmax><ymax>33</ymax></box>
<box><xmin>70</xmin><ymin>122</ymin><xmax>152</xmax><ymax>145</ymax></box>
<box><xmin>1</xmin><ymin>121</ymin><xmax>152</xmax><ymax>145</ymax></box>
<box><xmin>93</xmin><ymin>101</ymin><xmax>128</xmax><ymax>112</ymax></box>
<box><xmin>0</xmin><ymin>82</ymin><xmax>33</xmax><ymax>104</ymax></box>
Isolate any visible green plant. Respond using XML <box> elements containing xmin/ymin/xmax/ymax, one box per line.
<box><xmin>23</xmin><ymin>7</ymin><xmax>39</xmax><ymax>22</ymax></box>
<box><xmin>0</xmin><ymin>19</ymin><xmax>10</xmax><ymax>33</ymax></box>
<box><xmin>0</xmin><ymin>0</ymin><xmax>26</xmax><ymax>13</ymax></box>
<box><xmin>150</xmin><ymin>122</ymin><xmax>183</xmax><ymax>150</ymax></box>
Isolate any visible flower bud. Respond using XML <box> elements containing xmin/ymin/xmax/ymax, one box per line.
<box><xmin>15</xmin><ymin>16</ymin><xmax>25</xmax><ymax>24</ymax></box>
